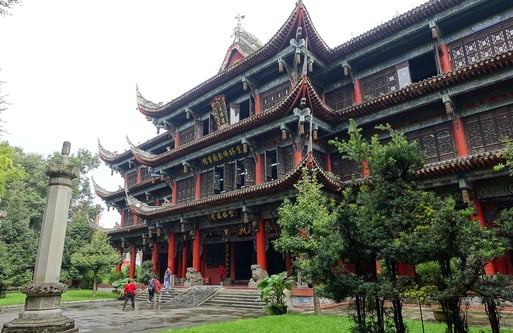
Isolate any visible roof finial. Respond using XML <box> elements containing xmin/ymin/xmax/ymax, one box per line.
<box><xmin>232</xmin><ymin>13</ymin><xmax>245</xmax><ymax>41</ymax></box>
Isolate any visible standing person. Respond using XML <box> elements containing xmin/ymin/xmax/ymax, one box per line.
<box><xmin>154</xmin><ymin>277</ymin><xmax>162</xmax><ymax>303</ymax></box>
<box><xmin>164</xmin><ymin>268</ymin><xmax>172</xmax><ymax>294</ymax></box>
<box><xmin>147</xmin><ymin>277</ymin><xmax>156</xmax><ymax>303</ymax></box>
<box><xmin>122</xmin><ymin>279</ymin><xmax>137</xmax><ymax>311</ymax></box>
<box><xmin>217</xmin><ymin>264</ymin><xmax>226</xmax><ymax>285</ymax></box>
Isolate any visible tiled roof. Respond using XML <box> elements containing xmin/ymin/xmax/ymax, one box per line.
<box><xmin>126</xmin><ymin>153</ymin><xmax>342</xmax><ymax>220</ymax></box>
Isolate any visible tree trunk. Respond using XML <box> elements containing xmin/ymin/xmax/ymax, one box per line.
<box><xmin>92</xmin><ymin>271</ymin><xmax>97</xmax><ymax>298</ymax></box>
<box><xmin>392</xmin><ymin>299</ymin><xmax>406</xmax><ymax>333</ymax></box>
<box><xmin>313</xmin><ymin>287</ymin><xmax>321</xmax><ymax>314</ymax></box>
<box><xmin>485</xmin><ymin>298</ymin><xmax>500</xmax><ymax>333</ymax></box>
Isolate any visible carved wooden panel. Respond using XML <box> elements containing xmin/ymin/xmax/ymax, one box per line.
<box><xmin>194</xmin><ymin>119</ymin><xmax>203</xmax><ymax>140</ymax></box>
<box><xmin>200</xmin><ymin>170</ymin><xmax>214</xmax><ymax>198</ymax></box>
<box><xmin>179</xmin><ymin>126</ymin><xmax>195</xmax><ymax>145</ymax></box>
<box><xmin>124</xmin><ymin>209</ymin><xmax>135</xmax><ymax>227</ymax></box>
<box><xmin>360</xmin><ymin>67</ymin><xmax>399</xmax><ymax>101</ymax></box>
<box><xmin>244</xmin><ymin>157</ymin><xmax>256</xmax><ymax>186</ymax></box>
<box><xmin>277</xmin><ymin>147</ymin><xmax>287</xmax><ymax>179</ymax></box>
<box><xmin>126</xmin><ymin>171</ymin><xmax>137</xmax><ymax>188</ymax></box>
<box><xmin>261</xmin><ymin>82</ymin><xmax>291</xmax><ymax>112</ymax></box>
<box><xmin>331</xmin><ymin>152</ymin><xmax>359</xmax><ymax>181</ymax></box>
<box><xmin>407</xmin><ymin>123</ymin><xmax>456</xmax><ymax>164</ymax></box>
<box><xmin>176</xmin><ymin>176</ymin><xmax>195</xmax><ymax>203</ymax></box>
<box><xmin>450</xmin><ymin>18</ymin><xmax>513</xmax><ymax>69</ymax></box>
<box><xmin>325</xmin><ymin>85</ymin><xmax>354</xmax><ymax>110</ymax></box>
<box><xmin>139</xmin><ymin>167</ymin><xmax>150</xmax><ymax>182</ymax></box>
<box><xmin>463</xmin><ymin>105</ymin><xmax>513</xmax><ymax>154</ymax></box>
<box><xmin>224</xmin><ymin>162</ymin><xmax>234</xmax><ymax>192</ymax></box>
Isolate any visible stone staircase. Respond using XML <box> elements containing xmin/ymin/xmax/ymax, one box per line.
<box><xmin>135</xmin><ymin>287</ymin><xmax>184</xmax><ymax>303</ymax></box>
<box><xmin>201</xmin><ymin>287</ymin><xmax>265</xmax><ymax>310</ymax></box>
<box><xmin>135</xmin><ymin>286</ymin><xmax>265</xmax><ymax>310</ymax></box>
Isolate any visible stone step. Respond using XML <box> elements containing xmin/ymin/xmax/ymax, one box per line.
<box><xmin>202</xmin><ymin>288</ymin><xmax>265</xmax><ymax>309</ymax></box>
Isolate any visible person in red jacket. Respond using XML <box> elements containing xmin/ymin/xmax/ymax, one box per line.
<box><xmin>122</xmin><ymin>279</ymin><xmax>137</xmax><ymax>311</ymax></box>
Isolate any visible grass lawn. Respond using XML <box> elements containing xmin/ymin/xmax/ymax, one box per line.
<box><xmin>166</xmin><ymin>313</ymin><xmax>513</xmax><ymax>333</ymax></box>
<box><xmin>0</xmin><ymin>289</ymin><xmax>118</xmax><ymax>307</ymax></box>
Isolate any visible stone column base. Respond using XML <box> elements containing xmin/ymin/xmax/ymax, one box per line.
<box><xmin>2</xmin><ymin>316</ymin><xmax>78</xmax><ymax>333</ymax></box>
<box><xmin>2</xmin><ymin>282</ymin><xmax>78</xmax><ymax>333</ymax></box>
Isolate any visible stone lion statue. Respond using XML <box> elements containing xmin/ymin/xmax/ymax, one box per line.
<box><xmin>184</xmin><ymin>267</ymin><xmax>204</xmax><ymax>287</ymax></box>
<box><xmin>248</xmin><ymin>264</ymin><xmax>268</xmax><ymax>287</ymax></box>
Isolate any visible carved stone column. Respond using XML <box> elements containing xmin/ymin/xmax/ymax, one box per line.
<box><xmin>3</xmin><ymin>142</ymin><xmax>79</xmax><ymax>333</ymax></box>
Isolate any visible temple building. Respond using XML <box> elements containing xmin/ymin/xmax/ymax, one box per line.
<box><xmin>95</xmin><ymin>0</ymin><xmax>513</xmax><ymax>284</ymax></box>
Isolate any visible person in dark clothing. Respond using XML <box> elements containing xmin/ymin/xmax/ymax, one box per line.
<box><xmin>147</xmin><ymin>277</ymin><xmax>156</xmax><ymax>303</ymax></box>
<box><xmin>122</xmin><ymin>279</ymin><xmax>137</xmax><ymax>311</ymax></box>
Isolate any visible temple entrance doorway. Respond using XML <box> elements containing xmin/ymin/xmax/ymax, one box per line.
<box><xmin>235</xmin><ymin>241</ymin><xmax>254</xmax><ymax>281</ymax></box>
<box><xmin>266</xmin><ymin>242</ymin><xmax>286</xmax><ymax>275</ymax></box>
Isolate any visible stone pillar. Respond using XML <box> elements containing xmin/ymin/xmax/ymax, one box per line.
<box><xmin>3</xmin><ymin>142</ymin><xmax>79</xmax><ymax>333</ymax></box>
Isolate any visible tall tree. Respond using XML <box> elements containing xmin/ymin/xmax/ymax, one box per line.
<box><xmin>71</xmin><ymin>230</ymin><xmax>119</xmax><ymax>297</ymax></box>
<box><xmin>274</xmin><ymin>167</ymin><xmax>336</xmax><ymax>314</ymax></box>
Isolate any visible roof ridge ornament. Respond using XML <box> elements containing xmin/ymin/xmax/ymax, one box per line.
<box><xmin>232</xmin><ymin>13</ymin><xmax>245</xmax><ymax>42</ymax></box>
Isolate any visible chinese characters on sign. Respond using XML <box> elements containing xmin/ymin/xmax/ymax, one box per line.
<box><xmin>211</xmin><ymin>95</ymin><xmax>229</xmax><ymax>129</ymax></box>
<box><xmin>208</xmin><ymin>209</ymin><xmax>239</xmax><ymax>222</ymax></box>
<box><xmin>200</xmin><ymin>144</ymin><xmax>245</xmax><ymax>167</ymax></box>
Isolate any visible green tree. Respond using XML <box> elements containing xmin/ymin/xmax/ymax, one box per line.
<box><xmin>61</xmin><ymin>209</ymin><xmax>93</xmax><ymax>285</ymax></box>
<box><xmin>273</xmin><ymin>167</ymin><xmax>336</xmax><ymax>314</ymax></box>
<box><xmin>330</xmin><ymin>120</ymin><xmax>425</xmax><ymax>333</ymax></box>
<box><xmin>71</xmin><ymin>230</ymin><xmax>120</xmax><ymax>297</ymax></box>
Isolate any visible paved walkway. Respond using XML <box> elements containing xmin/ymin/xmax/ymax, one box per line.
<box><xmin>2</xmin><ymin>299</ymin><xmax>513</xmax><ymax>332</ymax></box>
<box><xmin>0</xmin><ymin>300</ymin><xmax>264</xmax><ymax>333</ymax></box>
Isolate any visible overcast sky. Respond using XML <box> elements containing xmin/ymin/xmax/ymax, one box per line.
<box><xmin>0</xmin><ymin>0</ymin><xmax>424</xmax><ymax>227</ymax></box>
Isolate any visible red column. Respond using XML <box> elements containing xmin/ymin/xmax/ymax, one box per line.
<box><xmin>193</xmin><ymin>227</ymin><xmax>201</xmax><ymax>272</ymax></box>
<box><xmin>353</xmin><ymin>79</ymin><xmax>362</xmax><ymax>105</ymax></box>
<box><xmin>174</xmin><ymin>129</ymin><xmax>180</xmax><ymax>148</ymax></box>
<box><xmin>181</xmin><ymin>243</ymin><xmax>188</xmax><ymax>279</ymax></box>
<box><xmin>120</xmin><ymin>210</ymin><xmax>125</xmax><ymax>228</ymax></box>
<box><xmin>136</xmin><ymin>168</ymin><xmax>141</xmax><ymax>183</ymax></box>
<box><xmin>326</xmin><ymin>154</ymin><xmax>332</xmax><ymax>173</ymax></box>
<box><xmin>451</xmin><ymin>117</ymin><xmax>469</xmax><ymax>157</ymax></box>
<box><xmin>152</xmin><ymin>240</ymin><xmax>158</xmax><ymax>273</ymax></box>
<box><xmin>285</xmin><ymin>255</ymin><xmax>292</xmax><ymax>275</ymax></box>
<box><xmin>256</xmin><ymin>219</ymin><xmax>267</xmax><ymax>270</ymax></box>
<box><xmin>254</xmin><ymin>93</ymin><xmax>261</xmax><ymax>115</ymax></box>
<box><xmin>439</xmin><ymin>44</ymin><xmax>452</xmax><ymax>73</ymax></box>
<box><xmin>116</xmin><ymin>247</ymin><xmax>122</xmax><ymax>273</ymax></box>
<box><xmin>172</xmin><ymin>181</ymin><xmax>177</xmax><ymax>205</ymax></box>
<box><xmin>195</xmin><ymin>174</ymin><xmax>201</xmax><ymax>200</ymax></box>
<box><xmin>396</xmin><ymin>263</ymin><xmax>415</xmax><ymax>278</ymax></box>
<box><xmin>473</xmin><ymin>198</ymin><xmax>496</xmax><ymax>275</ymax></box>
<box><xmin>168</xmin><ymin>233</ymin><xmax>175</xmax><ymax>274</ymax></box>
<box><xmin>129</xmin><ymin>244</ymin><xmax>136</xmax><ymax>279</ymax></box>
<box><xmin>134</xmin><ymin>215</ymin><xmax>138</xmax><ymax>225</ymax></box>
<box><xmin>256</xmin><ymin>154</ymin><xmax>263</xmax><ymax>184</ymax></box>
<box><xmin>294</xmin><ymin>142</ymin><xmax>303</xmax><ymax>166</ymax></box>
<box><xmin>362</xmin><ymin>160</ymin><xmax>370</xmax><ymax>178</ymax></box>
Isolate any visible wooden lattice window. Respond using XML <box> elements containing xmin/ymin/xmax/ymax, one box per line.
<box><xmin>331</xmin><ymin>152</ymin><xmax>360</xmax><ymax>181</ymax></box>
<box><xmin>124</xmin><ymin>209</ymin><xmax>135</xmax><ymax>227</ymax></box>
<box><xmin>450</xmin><ymin>18</ymin><xmax>513</xmax><ymax>69</ymax></box>
<box><xmin>200</xmin><ymin>170</ymin><xmax>214</xmax><ymax>198</ymax></box>
<box><xmin>463</xmin><ymin>105</ymin><xmax>513</xmax><ymax>154</ymax></box>
<box><xmin>139</xmin><ymin>167</ymin><xmax>151</xmax><ymax>182</ymax></box>
<box><xmin>325</xmin><ymin>85</ymin><xmax>354</xmax><ymax>110</ymax></box>
<box><xmin>176</xmin><ymin>176</ymin><xmax>195</xmax><ymax>203</ymax></box>
<box><xmin>360</xmin><ymin>68</ymin><xmax>399</xmax><ymax>101</ymax></box>
<box><xmin>179</xmin><ymin>126</ymin><xmax>195</xmax><ymax>145</ymax></box>
<box><xmin>407</xmin><ymin>123</ymin><xmax>456</xmax><ymax>164</ymax></box>
<box><xmin>261</xmin><ymin>82</ymin><xmax>291</xmax><ymax>112</ymax></box>
<box><xmin>126</xmin><ymin>171</ymin><xmax>137</xmax><ymax>188</ymax></box>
